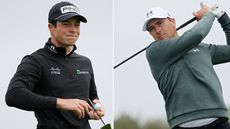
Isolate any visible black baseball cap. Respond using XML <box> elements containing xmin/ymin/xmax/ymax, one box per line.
<box><xmin>48</xmin><ymin>1</ymin><xmax>87</xmax><ymax>23</ymax></box>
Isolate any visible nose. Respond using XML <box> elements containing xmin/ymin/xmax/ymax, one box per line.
<box><xmin>69</xmin><ymin>25</ymin><xmax>77</xmax><ymax>32</ymax></box>
<box><xmin>68</xmin><ymin>24</ymin><xmax>79</xmax><ymax>33</ymax></box>
<box><xmin>155</xmin><ymin>26</ymin><xmax>161</xmax><ymax>33</ymax></box>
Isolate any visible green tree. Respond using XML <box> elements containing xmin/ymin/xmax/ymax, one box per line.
<box><xmin>115</xmin><ymin>108</ymin><xmax>230</xmax><ymax>129</ymax></box>
<box><xmin>143</xmin><ymin>119</ymin><xmax>169</xmax><ymax>129</ymax></box>
<box><xmin>114</xmin><ymin>113</ymin><xmax>169</xmax><ymax>129</ymax></box>
<box><xmin>114</xmin><ymin>113</ymin><xmax>140</xmax><ymax>129</ymax></box>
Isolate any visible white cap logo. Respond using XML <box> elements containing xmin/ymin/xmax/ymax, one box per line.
<box><xmin>60</xmin><ymin>5</ymin><xmax>79</xmax><ymax>14</ymax></box>
<box><xmin>146</xmin><ymin>10</ymin><xmax>153</xmax><ymax>18</ymax></box>
<box><xmin>142</xmin><ymin>7</ymin><xmax>172</xmax><ymax>31</ymax></box>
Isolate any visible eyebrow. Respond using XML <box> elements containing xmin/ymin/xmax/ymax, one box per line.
<box><xmin>147</xmin><ymin>19</ymin><xmax>162</xmax><ymax>30</ymax></box>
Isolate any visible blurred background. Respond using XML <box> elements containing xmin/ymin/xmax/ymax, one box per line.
<box><xmin>114</xmin><ymin>0</ymin><xmax>230</xmax><ymax>128</ymax></box>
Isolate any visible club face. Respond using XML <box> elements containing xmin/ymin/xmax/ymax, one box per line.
<box><xmin>101</xmin><ymin>124</ymin><xmax>112</xmax><ymax>129</ymax></box>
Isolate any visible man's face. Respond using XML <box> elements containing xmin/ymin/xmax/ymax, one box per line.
<box><xmin>147</xmin><ymin>18</ymin><xmax>177</xmax><ymax>40</ymax></box>
<box><xmin>49</xmin><ymin>17</ymin><xmax>81</xmax><ymax>47</ymax></box>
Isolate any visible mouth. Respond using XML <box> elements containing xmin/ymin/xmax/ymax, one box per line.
<box><xmin>66</xmin><ymin>35</ymin><xmax>79</xmax><ymax>41</ymax></box>
<box><xmin>66</xmin><ymin>35</ymin><xmax>77</xmax><ymax>38</ymax></box>
<box><xmin>158</xmin><ymin>35</ymin><xmax>164</xmax><ymax>40</ymax></box>
<box><xmin>157</xmin><ymin>33</ymin><xmax>166</xmax><ymax>40</ymax></box>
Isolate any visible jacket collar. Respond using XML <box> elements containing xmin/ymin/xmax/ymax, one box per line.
<box><xmin>45</xmin><ymin>38</ymin><xmax>77</xmax><ymax>56</ymax></box>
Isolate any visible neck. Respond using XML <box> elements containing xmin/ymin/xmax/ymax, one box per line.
<box><xmin>175</xmin><ymin>32</ymin><xmax>179</xmax><ymax>37</ymax></box>
<box><xmin>66</xmin><ymin>46</ymin><xmax>74</xmax><ymax>55</ymax></box>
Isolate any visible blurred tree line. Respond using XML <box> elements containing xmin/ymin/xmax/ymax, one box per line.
<box><xmin>114</xmin><ymin>113</ymin><xmax>169</xmax><ymax>129</ymax></box>
<box><xmin>114</xmin><ymin>107</ymin><xmax>230</xmax><ymax>129</ymax></box>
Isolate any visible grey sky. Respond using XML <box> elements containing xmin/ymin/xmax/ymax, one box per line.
<box><xmin>0</xmin><ymin>0</ymin><xmax>112</xmax><ymax>129</ymax></box>
<box><xmin>114</xmin><ymin>0</ymin><xmax>230</xmax><ymax>123</ymax></box>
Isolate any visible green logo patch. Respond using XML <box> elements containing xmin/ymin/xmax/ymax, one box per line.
<box><xmin>75</xmin><ymin>69</ymin><xmax>89</xmax><ymax>75</ymax></box>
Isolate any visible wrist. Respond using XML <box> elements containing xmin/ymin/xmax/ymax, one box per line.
<box><xmin>56</xmin><ymin>98</ymin><xmax>62</xmax><ymax>109</ymax></box>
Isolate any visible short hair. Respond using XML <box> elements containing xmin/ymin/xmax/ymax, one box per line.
<box><xmin>49</xmin><ymin>20</ymin><xmax>57</xmax><ymax>27</ymax></box>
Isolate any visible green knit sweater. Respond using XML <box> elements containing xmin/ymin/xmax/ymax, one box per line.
<box><xmin>146</xmin><ymin>12</ymin><xmax>230</xmax><ymax>128</ymax></box>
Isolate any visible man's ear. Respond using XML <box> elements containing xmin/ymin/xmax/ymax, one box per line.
<box><xmin>48</xmin><ymin>23</ymin><xmax>54</xmax><ymax>30</ymax></box>
<box><xmin>48</xmin><ymin>23</ymin><xmax>55</xmax><ymax>35</ymax></box>
<box><xmin>169</xmin><ymin>18</ymin><xmax>176</xmax><ymax>24</ymax></box>
<box><xmin>169</xmin><ymin>18</ymin><xmax>176</xmax><ymax>28</ymax></box>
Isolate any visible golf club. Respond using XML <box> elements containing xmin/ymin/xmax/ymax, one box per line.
<box><xmin>114</xmin><ymin>17</ymin><xmax>197</xmax><ymax>69</ymax></box>
<box><xmin>87</xmin><ymin>99</ymin><xmax>112</xmax><ymax>129</ymax></box>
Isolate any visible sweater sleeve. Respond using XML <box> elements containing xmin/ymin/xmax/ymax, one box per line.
<box><xmin>208</xmin><ymin>13</ymin><xmax>230</xmax><ymax>64</ymax></box>
<box><xmin>5</xmin><ymin>55</ymin><xmax>56</xmax><ymax>111</ymax></box>
<box><xmin>88</xmin><ymin>60</ymin><xmax>99</xmax><ymax>101</ymax></box>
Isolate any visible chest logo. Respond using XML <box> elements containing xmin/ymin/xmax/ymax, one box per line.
<box><xmin>49</xmin><ymin>67</ymin><xmax>61</xmax><ymax>75</ymax></box>
<box><xmin>188</xmin><ymin>48</ymin><xmax>200</xmax><ymax>54</ymax></box>
<box><xmin>192</xmin><ymin>48</ymin><xmax>200</xmax><ymax>52</ymax></box>
<box><xmin>75</xmin><ymin>69</ymin><xmax>89</xmax><ymax>75</ymax></box>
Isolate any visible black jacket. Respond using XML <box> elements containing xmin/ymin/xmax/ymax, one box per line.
<box><xmin>5</xmin><ymin>39</ymin><xmax>98</xmax><ymax>129</ymax></box>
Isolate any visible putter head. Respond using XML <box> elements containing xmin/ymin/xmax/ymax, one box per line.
<box><xmin>101</xmin><ymin>123</ymin><xmax>112</xmax><ymax>129</ymax></box>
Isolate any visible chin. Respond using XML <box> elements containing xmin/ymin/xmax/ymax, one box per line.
<box><xmin>66</xmin><ymin>39</ymin><xmax>77</xmax><ymax>44</ymax></box>
<box><xmin>67</xmin><ymin>42</ymin><xmax>76</xmax><ymax>46</ymax></box>
<box><xmin>159</xmin><ymin>36</ymin><xmax>169</xmax><ymax>40</ymax></box>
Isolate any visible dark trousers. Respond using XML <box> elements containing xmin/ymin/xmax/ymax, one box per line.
<box><xmin>173</xmin><ymin>117</ymin><xmax>230</xmax><ymax>129</ymax></box>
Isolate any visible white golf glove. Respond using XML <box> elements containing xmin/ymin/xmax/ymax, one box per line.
<box><xmin>207</xmin><ymin>2</ymin><xmax>225</xmax><ymax>19</ymax></box>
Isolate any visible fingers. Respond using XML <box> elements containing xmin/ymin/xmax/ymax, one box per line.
<box><xmin>89</xmin><ymin>110</ymin><xmax>101</xmax><ymax>120</ymax></box>
<box><xmin>88</xmin><ymin>102</ymin><xmax>105</xmax><ymax>119</ymax></box>
<box><xmin>192</xmin><ymin>11</ymin><xmax>201</xmax><ymax>21</ymax></box>
<box><xmin>92</xmin><ymin>99</ymin><xmax>100</xmax><ymax>103</ymax></box>
<box><xmin>87</xmin><ymin>99</ymin><xmax>105</xmax><ymax>120</ymax></box>
<box><xmin>192</xmin><ymin>1</ymin><xmax>211</xmax><ymax>21</ymax></box>
<box><xmin>200</xmin><ymin>1</ymin><xmax>204</xmax><ymax>8</ymax></box>
<box><xmin>97</xmin><ymin>107</ymin><xmax>105</xmax><ymax>117</ymax></box>
<box><xmin>74</xmin><ymin>99</ymin><xmax>92</xmax><ymax>119</ymax></box>
<box><xmin>192</xmin><ymin>11</ymin><xmax>197</xmax><ymax>17</ymax></box>
<box><xmin>89</xmin><ymin>109</ymin><xmax>105</xmax><ymax>120</ymax></box>
<box><xmin>78</xmin><ymin>102</ymin><xmax>86</xmax><ymax>119</ymax></box>
<box><xmin>57</xmin><ymin>98</ymin><xmax>105</xmax><ymax>120</ymax></box>
<box><xmin>89</xmin><ymin>108</ymin><xmax>105</xmax><ymax>120</ymax></box>
<box><xmin>56</xmin><ymin>98</ymin><xmax>92</xmax><ymax>119</ymax></box>
<box><xmin>71</xmin><ymin>100</ymin><xmax>85</xmax><ymax>119</ymax></box>
<box><xmin>78</xmin><ymin>100</ymin><xmax>91</xmax><ymax>114</ymax></box>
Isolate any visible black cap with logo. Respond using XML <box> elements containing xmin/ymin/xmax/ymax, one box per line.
<box><xmin>48</xmin><ymin>1</ymin><xmax>87</xmax><ymax>23</ymax></box>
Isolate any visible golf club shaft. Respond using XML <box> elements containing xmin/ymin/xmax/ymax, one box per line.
<box><xmin>87</xmin><ymin>99</ymin><xmax>106</xmax><ymax>125</ymax></box>
<box><xmin>114</xmin><ymin>17</ymin><xmax>196</xmax><ymax>69</ymax></box>
<box><xmin>176</xmin><ymin>17</ymin><xmax>196</xmax><ymax>31</ymax></box>
<box><xmin>114</xmin><ymin>45</ymin><xmax>149</xmax><ymax>69</ymax></box>
<box><xmin>100</xmin><ymin>118</ymin><xmax>106</xmax><ymax>125</ymax></box>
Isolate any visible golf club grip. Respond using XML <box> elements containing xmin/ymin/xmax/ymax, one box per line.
<box><xmin>114</xmin><ymin>17</ymin><xmax>196</xmax><ymax>69</ymax></box>
<box><xmin>176</xmin><ymin>17</ymin><xmax>196</xmax><ymax>30</ymax></box>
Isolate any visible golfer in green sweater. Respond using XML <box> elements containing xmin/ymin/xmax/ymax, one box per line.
<box><xmin>143</xmin><ymin>2</ymin><xmax>230</xmax><ymax>129</ymax></box>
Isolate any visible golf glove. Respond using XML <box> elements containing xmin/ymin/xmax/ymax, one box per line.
<box><xmin>208</xmin><ymin>3</ymin><xmax>225</xmax><ymax>19</ymax></box>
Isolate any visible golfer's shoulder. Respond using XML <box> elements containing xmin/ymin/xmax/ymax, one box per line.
<box><xmin>146</xmin><ymin>42</ymin><xmax>161</xmax><ymax>62</ymax></box>
<box><xmin>146</xmin><ymin>40</ymin><xmax>171</xmax><ymax>54</ymax></box>
<box><xmin>73</xmin><ymin>53</ymin><xmax>92</xmax><ymax>64</ymax></box>
<box><xmin>21</xmin><ymin>48</ymin><xmax>45</xmax><ymax>64</ymax></box>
